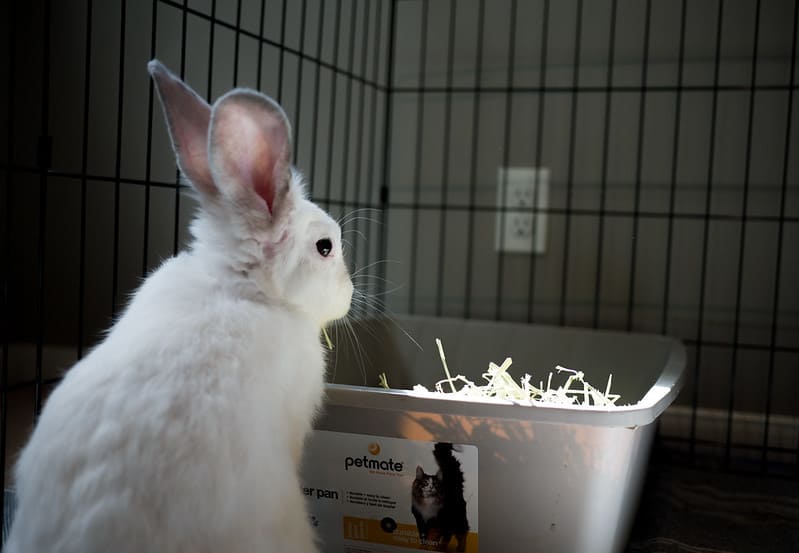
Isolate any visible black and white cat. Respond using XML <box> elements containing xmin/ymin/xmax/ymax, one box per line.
<box><xmin>411</xmin><ymin>443</ymin><xmax>469</xmax><ymax>552</ymax></box>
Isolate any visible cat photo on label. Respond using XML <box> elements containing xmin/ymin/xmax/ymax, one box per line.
<box><xmin>411</xmin><ymin>443</ymin><xmax>470</xmax><ymax>552</ymax></box>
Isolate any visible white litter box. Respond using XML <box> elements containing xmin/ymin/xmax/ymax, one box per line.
<box><xmin>301</xmin><ymin>315</ymin><xmax>685</xmax><ymax>553</ymax></box>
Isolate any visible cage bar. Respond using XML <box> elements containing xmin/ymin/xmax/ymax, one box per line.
<box><xmin>2</xmin><ymin>10</ymin><xmax>799</xmax><ymax>549</ymax></box>
<box><xmin>689</xmin><ymin>0</ymin><xmax>725</xmax><ymax>462</ymax></box>
<box><xmin>558</xmin><ymin>0</ymin><xmax>585</xmax><ymax>327</ymax></box>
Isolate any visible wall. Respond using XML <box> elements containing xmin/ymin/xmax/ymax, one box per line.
<box><xmin>3</xmin><ymin>0</ymin><xmax>389</xmax><ymax>369</ymax></box>
<box><xmin>1</xmin><ymin>0</ymin><xmax>390</xmax><ymax>480</ymax></box>
<box><xmin>383</xmin><ymin>0</ymin><xmax>798</xmax><ymax>470</ymax></box>
<box><xmin>2</xmin><ymin>0</ymin><xmax>798</xmax><ymax>476</ymax></box>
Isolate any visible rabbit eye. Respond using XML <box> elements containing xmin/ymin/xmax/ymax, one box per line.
<box><xmin>316</xmin><ymin>238</ymin><xmax>333</xmax><ymax>257</ymax></box>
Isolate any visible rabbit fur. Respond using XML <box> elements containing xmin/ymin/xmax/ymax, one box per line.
<box><xmin>4</xmin><ymin>60</ymin><xmax>353</xmax><ymax>553</ymax></box>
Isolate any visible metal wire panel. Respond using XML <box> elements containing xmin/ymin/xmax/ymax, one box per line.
<box><xmin>383</xmin><ymin>0</ymin><xmax>798</xmax><ymax>478</ymax></box>
<box><xmin>1</xmin><ymin>0</ymin><xmax>798</xmax><ymax>542</ymax></box>
<box><xmin>1</xmin><ymin>0</ymin><xmax>390</xmax><ymax>538</ymax></box>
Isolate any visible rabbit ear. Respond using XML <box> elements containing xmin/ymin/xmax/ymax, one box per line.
<box><xmin>208</xmin><ymin>90</ymin><xmax>292</xmax><ymax>217</ymax></box>
<box><xmin>148</xmin><ymin>60</ymin><xmax>216</xmax><ymax>197</ymax></box>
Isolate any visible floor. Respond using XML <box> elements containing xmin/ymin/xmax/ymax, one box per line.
<box><xmin>626</xmin><ymin>462</ymin><xmax>799</xmax><ymax>553</ymax></box>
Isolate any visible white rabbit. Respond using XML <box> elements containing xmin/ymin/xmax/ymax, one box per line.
<box><xmin>4</xmin><ymin>60</ymin><xmax>353</xmax><ymax>553</ymax></box>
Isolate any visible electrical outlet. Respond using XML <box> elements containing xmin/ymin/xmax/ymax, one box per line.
<box><xmin>495</xmin><ymin>167</ymin><xmax>549</xmax><ymax>254</ymax></box>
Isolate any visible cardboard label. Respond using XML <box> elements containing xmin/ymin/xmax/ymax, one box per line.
<box><xmin>301</xmin><ymin>431</ymin><xmax>478</xmax><ymax>552</ymax></box>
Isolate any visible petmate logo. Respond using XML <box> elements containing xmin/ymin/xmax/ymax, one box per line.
<box><xmin>344</xmin><ymin>442</ymin><xmax>404</xmax><ymax>474</ymax></box>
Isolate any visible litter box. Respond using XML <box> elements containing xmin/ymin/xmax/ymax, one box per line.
<box><xmin>300</xmin><ymin>315</ymin><xmax>686</xmax><ymax>553</ymax></box>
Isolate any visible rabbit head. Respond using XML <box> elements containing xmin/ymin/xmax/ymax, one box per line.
<box><xmin>148</xmin><ymin>60</ymin><xmax>352</xmax><ymax>326</ymax></box>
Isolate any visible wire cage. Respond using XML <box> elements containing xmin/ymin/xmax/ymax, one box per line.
<box><xmin>2</xmin><ymin>0</ymin><xmax>799</xmax><ymax>542</ymax></box>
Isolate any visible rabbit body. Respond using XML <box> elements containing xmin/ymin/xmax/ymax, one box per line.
<box><xmin>7</xmin><ymin>251</ymin><xmax>323</xmax><ymax>553</ymax></box>
<box><xmin>6</xmin><ymin>61</ymin><xmax>351</xmax><ymax>553</ymax></box>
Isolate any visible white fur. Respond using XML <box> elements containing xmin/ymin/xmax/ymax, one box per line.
<box><xmin>5</xmin><ymin>62</ymin><xmax>352</xmax><ymax>553</ymax></box>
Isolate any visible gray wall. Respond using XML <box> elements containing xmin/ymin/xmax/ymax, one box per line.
<box><xmin>3</xmin><ymin>0</ymin><xmax>798</xmax><ymax>469</ymax></box>
<box><xmin>382</xmin><ymin>0</ymin><xmax>798</xmax><ymax>450</ymax></box>
<box><xmin>4</xmin><ymin>0</ymin><xmax>389</xmax><ymax>367</ymax></box>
